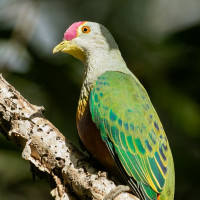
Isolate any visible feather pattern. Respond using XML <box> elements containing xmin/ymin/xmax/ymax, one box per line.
<box><xmin>89</xmin><ymin>71</ymin><xmax>171</xmax><ymax>200</ymax></box>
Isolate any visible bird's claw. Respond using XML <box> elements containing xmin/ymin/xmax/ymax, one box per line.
<box><xmin>76</xmin><ymin>156</ymin><xmax>96</xmax><ymax>167</ymax></box>
<box><xmin>103</xmin><ymin>185</ymin><xmax>131</xmax><ymax>200</ymax></box>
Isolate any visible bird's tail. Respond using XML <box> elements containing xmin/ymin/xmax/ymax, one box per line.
<box><xmin>139</xmin><ymin>182</ymin><xmax>157</xmax><ymax>200</ymax></box>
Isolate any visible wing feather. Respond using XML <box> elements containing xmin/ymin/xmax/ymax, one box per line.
<box><xmin>89</xmin><ymin>71</ymin><xmax>170</xmax><ymax>199</ymax></box>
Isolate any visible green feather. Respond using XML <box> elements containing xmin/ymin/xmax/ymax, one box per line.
<box><xmin>89</xmin><ymin>71</ymin><xmax>174</xmax><ymax>200</ymax></box>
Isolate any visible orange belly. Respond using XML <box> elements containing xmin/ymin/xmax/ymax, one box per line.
<box><xmin>76</xmin><ymin>103</ymin><xmax>116</xmax><ymax>172</ymax></box>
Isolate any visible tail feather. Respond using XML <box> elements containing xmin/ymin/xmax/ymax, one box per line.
<box><xmin>140</xmin><ymin>182</ymin><xmax>157</xmax><ymax>200</ymax></box>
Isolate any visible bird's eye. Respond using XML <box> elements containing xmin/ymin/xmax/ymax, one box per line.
<box><xmin>81</xmin><ymin>26</ymin><xmax>91</xmax><ymax>33</ymax></box>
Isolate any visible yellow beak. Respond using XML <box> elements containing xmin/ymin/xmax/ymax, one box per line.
<box><xmin>53</xmin><ymin>40</ymin><xmax>70</xmax><ymax>54</ymax></box>
<box><xmin>53</xmin><ymin>40</ymin><xmax>85</xmax><ymax>62</ymax></box>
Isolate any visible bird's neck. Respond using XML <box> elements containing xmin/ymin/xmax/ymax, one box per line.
<box><xmin>84</xmin><ymin>48</ymin><xmax>130</xmax><ymax>90</ymax></box>
<box><xmin>77</xmin><ymin>48</ymin><xmax>131</xmax><ymax>120</ymax></box>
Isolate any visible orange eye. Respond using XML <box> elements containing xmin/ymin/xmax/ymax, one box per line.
<box><xmin>81</xmin><ymin>26</ymin><xmax>91</xmax><ymax>33</ymax></box>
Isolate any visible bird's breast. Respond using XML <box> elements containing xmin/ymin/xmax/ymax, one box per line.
<box><xmin>76</xmin><ymin>98</ymin><xmax>117</xmax><ymax>173</ymax></box>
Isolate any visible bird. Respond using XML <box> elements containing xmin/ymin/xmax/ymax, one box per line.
<box><xmin>53</xmin><ymin>21</ymin><xmax>175</xmax><ymax>200</ymax></box>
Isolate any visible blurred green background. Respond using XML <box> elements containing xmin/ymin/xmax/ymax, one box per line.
<box><xmin>0</xmin><ymin>0</ymin><xmax>200</xmax><ymax>199</ymax></box>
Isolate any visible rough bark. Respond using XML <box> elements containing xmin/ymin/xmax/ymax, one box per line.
<box><xmin>0</xmin><ymin>74</ymin><xmax>139</xmax><ymax>200</ymax></box>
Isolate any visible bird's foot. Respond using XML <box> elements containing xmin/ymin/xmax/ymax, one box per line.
<box><xmin>104</xmin><ymin>185</ymin><xmax>131</xmax><ymax>200</ymax></box>
<box><xmin>76</xmin><ymin>156</ymin><xmax>97</xmax><ymax>167</ymax></box>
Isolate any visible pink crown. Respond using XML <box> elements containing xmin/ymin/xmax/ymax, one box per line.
<box><xmin>63</xmin><ymin>21</ymin><xmax>86</xmax><ymax>41</ymax></box>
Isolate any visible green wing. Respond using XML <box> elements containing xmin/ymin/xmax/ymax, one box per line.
<box><xmin>89</xmin><ymin>71</ymin><xmax>170</xmax><ymax>200</ymax></box>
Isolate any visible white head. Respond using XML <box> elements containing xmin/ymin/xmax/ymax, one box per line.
<box><xmin>53</xmin><ymin>21</ymin><xmax>122</xmax><ymax>62</ymax></box>
<box><xmin>53</xmin><ymin>21</ymin><xmax>130</xmax><ymax>88</ymax></box>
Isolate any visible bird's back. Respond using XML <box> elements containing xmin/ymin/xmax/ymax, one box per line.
<box><xmin>89</xmin><ymin>71</ymin><xmax>175</xmax><ymax>200</ymax></box>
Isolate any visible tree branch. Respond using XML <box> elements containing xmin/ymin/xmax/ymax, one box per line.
<box><xmin>0</xmin><ymin>74</ymin><xmax>139</xmax><ymax>200</ymax></box>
